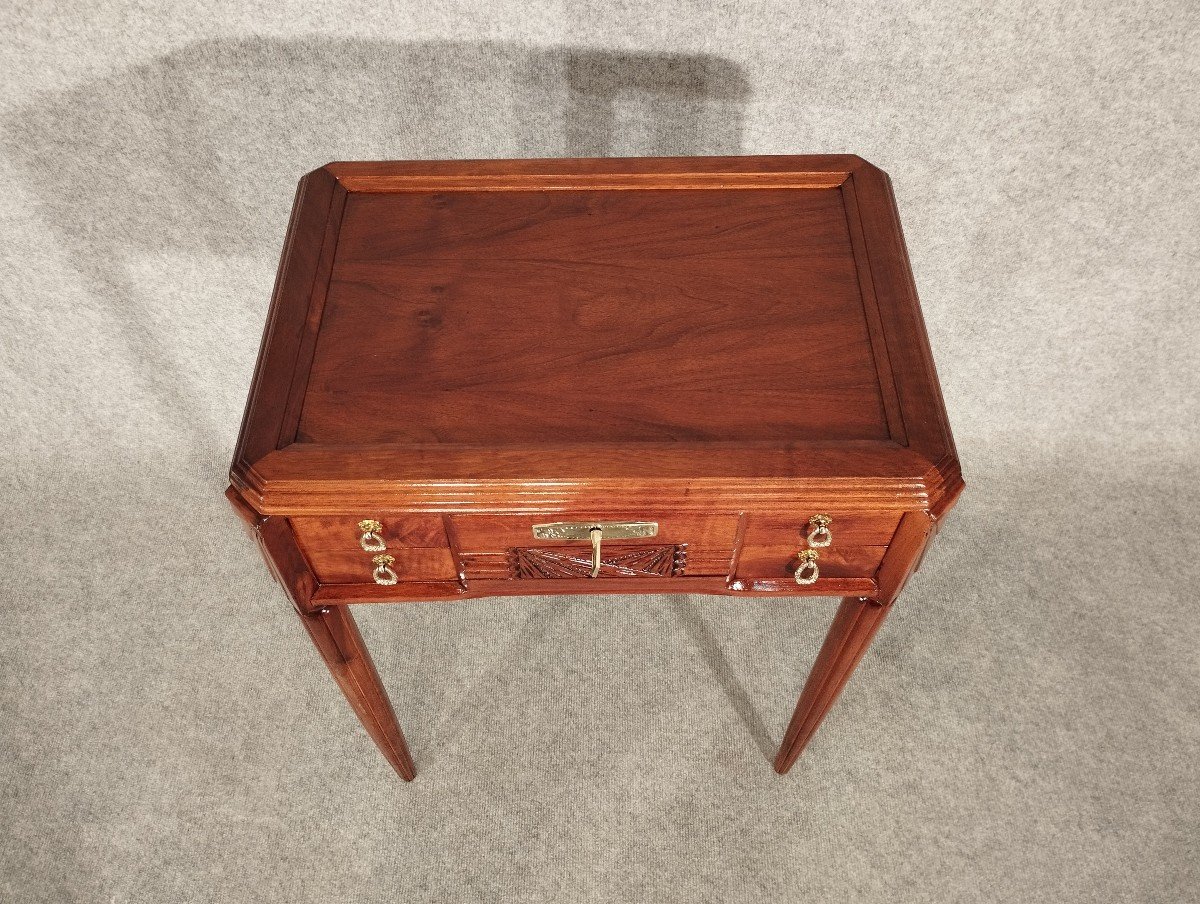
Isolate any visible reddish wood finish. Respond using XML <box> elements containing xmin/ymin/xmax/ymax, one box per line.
<box><xmin>226</xmin><ymin>498</ymin><xmax>415</xmax><ymax>780</ymax></box>
<box><xmin>773</xmin><ymin>511</ymin><xmax>935</xmax><ymax>773</ymax></box>
<box><xmin>290</xmin><ymin>513</ymin><xmax>456</xmax><ymax>583</ymax></box>
<box><xmin>227</xmin><ymin>156</ymin><xmax>963</xmax><ymax>780</ymax></box>
<box><xmin>508</xmin><ymin>544</ymin><xmax>686</xmax><ymax>578</ymax></box>
<box><xmin>742</xmin><ymin>511</ymin><xmax>902</xmax><ymax>548</ymax></box>
<box><xmin>451</xmin><ymin>513</ymin><xmax>738</xmax><ymax>577</ymax></box>
<box><xmin>310</xmin><ymin>574</ymin><xmax>880</xmax><ymax>604</ymax></box>
<box><xmin>300</xmin><ymin>188</ymin><xmax>885</xmax><ymax>446</ymax></box>
<box><xmin>772</xmin><ymin>595</ymin><xmax>895</xmax><ymax>774</ymax></box>
<box><xmin>297</xmin><ymin>604</ymin><xmax>416</xmax><ymax>781</ymax></box>
<box><xmin>300</xmin><ymin>544</ymin><xmax>459</xmax><ymax>584</ymax></box>
<box><xmin>735</xmin><ymin>545</ymin><xmax>887</xmax><ymax>581</ymax></box>
<box><xmin>291</xmin><ymin>514</ymin><xmax>449</xmax><ymax>549</ymax></box>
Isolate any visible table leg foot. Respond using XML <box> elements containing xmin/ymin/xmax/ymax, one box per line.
<box><xmin>297</xmin><ymin>604</ymin><xmax>416</xmax><ymax>781</ymax></box>
<box><xmin>773</xmin><ymin>596</ymin><xmax>891</xmax><ymax>774</ymax></box>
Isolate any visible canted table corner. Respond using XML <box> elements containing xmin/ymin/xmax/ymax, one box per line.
<box><xmin>226</xmin><ymin>154</ymin><xmax>964</xmax><ymax>781</ymax></box>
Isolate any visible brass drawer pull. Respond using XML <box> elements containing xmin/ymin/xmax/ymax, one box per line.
<box><xmin>589</xmin><ymin>527</ymin><xmax>603</xmax><ymax>578</ymax></box>
<box><xmin>372</xmin><ymin>554</ymin><xmax>398</xmax><ymax>585</ymax></box>
<box><xmin>794</xmin><ymin>549</ymin><xmax>820</xmax><ymax>585</ymax></box>
<box><xmin>806</xmin><ymin>514</ymin><xmax>833</xmax><ymax>548</ymax></box>
<box><xmin>531</xmin><ymin>521</ymin><xmax>659</xmax><ymax>580</ymax></box>
<box><xmin>359</xmin><ymin>519</ymin><xmax>387</xmax><ymax>552</ymax></box>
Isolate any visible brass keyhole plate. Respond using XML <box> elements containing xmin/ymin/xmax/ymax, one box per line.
<box><xmin>531</xmin><ymin>521</ymin><xmax>659</xmax><ymax>541</ymax></box>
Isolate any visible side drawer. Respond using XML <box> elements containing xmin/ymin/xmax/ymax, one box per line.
<box><xmin>734</xmin><ymin>511</ymin><xmax>901</xmax><ymax>585</ymax></box>
<box><xmin>737</xmin><ymin>545</ymin><xmax>887</xmax><ymax>581</ymax></box>
<box><xmin>291</xmin><ymin>515</ymin><xmax>448</xmax><ymax>550</ymax></box>
<box><xmin>742</xmin><ymin>512</ymin><xmax>902</xmax><ymax>549</ymax></box>
<box><xmin>290</xmin><ymin>516</ymin><xmax>456</xmax><ymax>584</ymax></box>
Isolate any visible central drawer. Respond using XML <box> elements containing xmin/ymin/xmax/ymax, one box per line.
<box><xmin>449</xmin><ymin>514</ymin><xmax>741</xmax><ymax>580</ymax></box>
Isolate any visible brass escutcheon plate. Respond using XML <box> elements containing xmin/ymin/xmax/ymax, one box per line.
<box><xmin>532</xmin><ymin>521</ymin><xmax>659</xmax><ymax>541</ymax></box>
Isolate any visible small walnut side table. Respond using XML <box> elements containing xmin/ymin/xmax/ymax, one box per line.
<box><xmin>226</xmin><ymin>155</ymin><xmax>963</xmax><ymax>781</ymax></box>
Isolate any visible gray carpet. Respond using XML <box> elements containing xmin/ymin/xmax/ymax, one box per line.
<box><xmin>2</xmin><ymin>3</ymin><xmax>1197</xmax><ymax>902</ymax></box>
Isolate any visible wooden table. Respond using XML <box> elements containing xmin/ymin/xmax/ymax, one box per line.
<box><xmin>226</xmin><ymin>155</ymin><xmax>963</xmax><ymax>781</ymax></box>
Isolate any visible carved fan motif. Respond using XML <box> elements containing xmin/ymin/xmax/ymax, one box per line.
<box><xmin>508</xmin><ymin>544</ymin><xmax>687</xmax><ymax>579</ymax></box>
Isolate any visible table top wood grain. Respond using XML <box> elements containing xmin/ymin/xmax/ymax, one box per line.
<box><xmin>230</xmin><ymin>154</ymin><xmax>961</xmax><ymax>520</ymax></box>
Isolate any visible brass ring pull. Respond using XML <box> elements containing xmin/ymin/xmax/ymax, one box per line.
<box><xmin>372</xmin><ymin>554</ymin><xmax>398</xmax><ymax>586</ymax></box>
<box><xmin>806</xmin><ymin>514</ymin><xmax>833</xmax><ymax>548</ymax></box>
<box><xmin>794</xmin><ymin>549</ymin><xmax>820</xmax><ymax>585</ymax></box>
<box><xmin>589</xmin><ymin>526</ymin><xmax>603</xmax><ymax>578</ymax></box>
<box><xmin>358</xmin><ymin>519</ymin><xmax>386</xmax><ymax>552</ymax></box>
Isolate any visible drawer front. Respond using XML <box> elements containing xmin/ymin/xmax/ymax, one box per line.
<box><xmin>450</xmin><ymin>513</ymin><xmax>740</xmax><ymax>579</ymax></box>
<box><xmin>742</xmin><ymin>512</ymin><xmax>901</xmax><ymax>549</ymax></box>
<box><xmin>288</xmin><ymin>511</ymin><xmax>900</xmax><ymax>589</ymax></box>
<box><xmin>734</xmin><ymin>511</ymin><xmax>901</xmax><ymax>584</ymax></box>
<box><xmin>304</xmin><ymin>546</ymin><xmax>459</xmax><ymax>584</ymax></box>
<box><xmin>291</xmin><ymin>516</ymin><xmax>456</xmax><ymax>584</ymax></box>
<box><xmin>291</xmin><ymin>515</ymin><xmax>448</xmax><ymax>551</ymax></box>
<box><xmin>737</xmin><ymin>545</ymin><xmax>887</xmax><ymax>581</ymax></box>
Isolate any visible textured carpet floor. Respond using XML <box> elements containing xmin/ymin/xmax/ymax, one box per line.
<box><xmin>1</xmin><ymin>2</ymin><xmax>1197</xmax><ymax>902</ymax></box>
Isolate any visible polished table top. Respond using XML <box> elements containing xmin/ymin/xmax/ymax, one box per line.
<box><xmin>231</xmin><ymin>155</ymin><xmax>960</xmax><ymax>519</ymax></box>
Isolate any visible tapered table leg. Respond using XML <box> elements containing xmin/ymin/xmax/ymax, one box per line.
<box><xmin>297</xmin><ymin>604</ymin><xmax>416</xmax><ymax>781</ymax></box>
<box><xmin>773</xmin><ymin>596</ymin><xmax>892</xmax><ymax>774</ymax></box>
